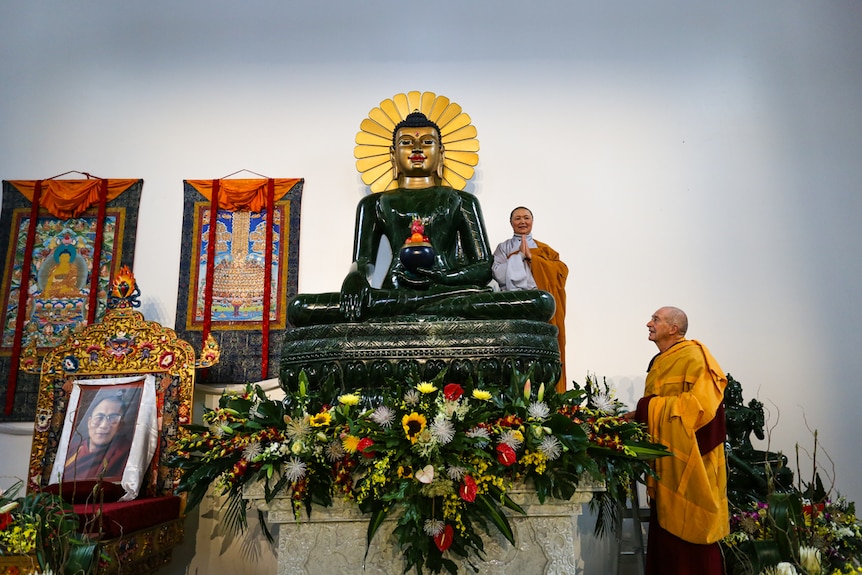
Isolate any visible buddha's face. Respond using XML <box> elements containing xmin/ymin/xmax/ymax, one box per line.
<box><xmin>392</xmin><ymin>126</ymin><xmax>443</xmax><ymax>178</ymax></box>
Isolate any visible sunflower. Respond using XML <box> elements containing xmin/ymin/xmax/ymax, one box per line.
<box><xmin>309</xmin><ymin>412</ymin><xmax>332</xmax><ymax>427</ymax></box>
<box><xmin>403</xmin><ymin>412</ymin><xmax>428</xmax><ymax>444</ymax></box>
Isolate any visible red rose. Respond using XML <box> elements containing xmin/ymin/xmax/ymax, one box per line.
<box><xmin>496</xmin><ymin>443</ymin><xmax>517</xmax><ymax>466</ymax></box>
<box><xmin>433</xmin><ymin>524</ymin><xmax>454</xmax><ymax>552</ymax></box>
<box><xmin>459</xmin><ymin>475</ymin><xmax>477</xmax><ymax>502</ymax></box>
<box><xmin>0</xmin><ymin>512</ymin><xmax>12</xmax><ymax>530</ymax></box>
<box><xmin>356</xmin><ymin>437</ymin><xmax>375</xmax><ymax>458</ymax></box>
<box><xmin>443</xmin><ymin>383</ymin><xmax>463</xmax><ymax>401</ymax></box>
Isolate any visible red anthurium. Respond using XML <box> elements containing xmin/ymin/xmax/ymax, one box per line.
<box><xmin>0</xmin><ymin>512</ymin><xmax>12</xmax><ymax>530</ymax></box>
<box><xmin>459</xmin><ymin>475</ymin><xmax>477</xmax><ymax>502</ymax></box>
<box><xmin>443</xmin><ymin>383</ymin><xmax>463</xmax><ymax>401</ymax></box>
<box><xmin>496</xmin><ymin>443</ymin><xmax>517</xmax><ymax>466</ymax></box>
<box><xmin>356</xmin><ymin>437</ymin><xmax>375</xmax><ymax>458</ymax></box>
<box><xmin>433</xmin><ymin>524</ymin><xmax>454</xmax><ymax>552</ymax></box>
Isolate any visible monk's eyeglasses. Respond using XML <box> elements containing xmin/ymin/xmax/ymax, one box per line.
<box><xmin>90</xmin><ymin>414</ymin><xmax>121</xmax><ymax>425</ymax></box>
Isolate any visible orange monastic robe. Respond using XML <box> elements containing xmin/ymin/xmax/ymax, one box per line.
<box><xmin>529</xmin><ymin>241</ymin><xmax>568</xmax><ymax>393</ymax></box>
<box><xmin>641</xmin><ymin>340</ymin><xmax>729</xmax><ymax>544</ymax></box>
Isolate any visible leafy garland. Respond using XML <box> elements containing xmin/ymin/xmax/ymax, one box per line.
<box><xmin>168</xmin><ymin>370</ymin><xmax>668</xmax><ymax>574</ymax></box>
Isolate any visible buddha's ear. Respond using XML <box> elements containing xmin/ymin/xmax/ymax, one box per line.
<box><xmin>436</xmin><ymin>146</ymin><xmax>445</xmax><ymax>180</ymax></box>
<box><xmin>390</xmin><ymin>145</ymin><xmax>399</xmax><ymax>180</ymax></box>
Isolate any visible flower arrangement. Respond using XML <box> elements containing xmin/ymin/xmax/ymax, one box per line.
<box><xmin>0</xmin><ymin>480</ymin><xmax>97</xmax><ymax>575</ymax></box>
<box><xmin>168</xmin><ymin>370</ymin><xmax>668</xmax><ymax>575</ymax></box>
<box><xmin>724</xmin><ymin>488</ymin><xmax>862</xmax><ymax>575</ymax></box>
<box><xmin>722</xmin><ymin>410</ymin><xmax>862</xmax><ymax>575</ymax></box>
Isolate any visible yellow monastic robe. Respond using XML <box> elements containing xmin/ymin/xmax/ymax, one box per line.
<box><xmin>529</xmin><ymin>241</ymin><xmax>568</xmax><ymax>393</ymax></box>
<box><xmin>643</xmin><ymin>339</ymin><xmax>729</xmax><ymax>544</ymax></box>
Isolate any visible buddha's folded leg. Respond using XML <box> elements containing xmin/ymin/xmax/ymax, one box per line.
<box><xmin>287</xmin><ymin>293</ymin><xmax>343</xmax><ymax>327</ymax></box>
<box><xmin>415</xmin><ymin>290</ymin><xmax>555</xmax><ymax>322</ymax></box>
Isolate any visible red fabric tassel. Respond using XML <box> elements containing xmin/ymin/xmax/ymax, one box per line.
<box><xmin>86</xmin><ymin>179</ymin><xmax>108</xmax><ymax>325</ymax></box>
<box><xmin>202</xmin><ymin>180</ymin><xmax>219</xmax><ymax>357</ymax></box>
<box><xmin>5</xmin><ymin>181</ymin><xmax>42</xmax><ymax>415</ymax></box>
<box><xmin>260</xmin><ymin>178</ymin><xmax>275</xmax><ymax>380</ymax></box>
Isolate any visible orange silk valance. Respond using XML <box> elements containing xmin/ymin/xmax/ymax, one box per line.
<box><xmin>8</xmin><ymin>179</ymin><xmax>141</xmax><ymax>219</ymax></box>
<box><xmin>186</xmin><ymin>178</ymin><xmax>303</xmax><ymax>212</ymax></box>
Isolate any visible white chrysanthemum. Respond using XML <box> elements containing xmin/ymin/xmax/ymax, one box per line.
<box><xmin>423</xmin><ymin>518</ymin><xmax>445</xmax><ymax>537</ymax></box>
<box><xmin>403</xmin><ymin>389</ymin><xmax>420</xmax><ymax>405</ymax></box>
<box><xmin>285</xmin><ymin>415</ymin><xmax>311</xmax><ymax>441</ymax></box>
<box><xmin>466</xmin><ymin>427</ymin><xmax>491</xmax><ymax>447</ymax></box>
<box><xmin>284</xmin><ymin>457</ymin><xmax>307</xmax><ymax>482</ymax></box>
<box><xmin>447</xmin><ymin>466</ymin><xmax>466</xmax><ymax>481</ymax></box>
<box><xmin>209</xmin><ymin>423</ymin><xmax>225</xmax><ymax>438</ymax></box>
<box><xmin>539</xmin><ymin>436</ymin><xmax>563</xmax><ymax>460</ymax></box>
<box><xmin>430</xmin><ymin>416</ymin><xmax>456</xmax><ymax>445</ymax></box>
<box><xmin>325</xmin><ymin>440</ymin><xmax>345</xmax><ymax>462</ymax></box>
<box><xmin>242</xmin><ymin>441</ymin><xmax>263</xmax><ymax>462</ymax></box>
<box><xmin>499</xmin><ymin>429</ymin><xmax>524</xmax><ymax>450</ymax></box>
<box><xmin>527</xmin><ymin>401</ymin><xmax>550</xmax><ymax>420</ymax></box>
<box><xmin>370</xmin><ymin>405</ymin><xmax>396</xmax><ymax>428</ymax></box>
<box><xmin>591</xmin><ymin>393</ymin><xmax>617</xmax><ymax>414</ymax></box>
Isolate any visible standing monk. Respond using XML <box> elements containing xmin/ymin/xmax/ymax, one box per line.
<box><xmin>492</xmin><ymin>207</ymin><xmax>568</xmax><ymax>392</ymax></box>
<box><xmin>632</xmin><ymin>306</ymin><xmax>728</xmax><ymax>574</ymax></box>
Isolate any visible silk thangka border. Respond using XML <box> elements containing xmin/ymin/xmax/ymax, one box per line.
<box><xmin>184</xmin><ymin>202</ymin><xmax>288</xmax><ymax>332</ymax></box>
<box><xmin>174</xmin><ymin>180</ymin><xmax>302</xmax><ymax>384</ymax></box>
<box><xmin>0</xmin><ymin>180</ymin><xmax>141</xmax><ymax>421</ymax></box>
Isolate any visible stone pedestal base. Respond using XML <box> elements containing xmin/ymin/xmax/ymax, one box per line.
<box><xmin>280</xmin><ymin>319</ymin><xmax>561</xmax><ymax>392</ymax></box>
<box><xmin>244</xmin><ymin>483</ymin><xmax>600</xmax><ymax>575</ymax></box>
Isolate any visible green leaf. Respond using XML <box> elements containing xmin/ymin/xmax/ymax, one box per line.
<box><xmin>475</xmin><ymin>493</ymin><xmax>516</xmax><ymax>545</ymax></box>
<box><xmin>365</xmin><ymin>506</ymin><xmax>391</xmax><ymax>560</ymax></box>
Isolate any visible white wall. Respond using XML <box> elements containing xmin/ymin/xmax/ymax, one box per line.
<box><xmin>2</xmin><ymin>0</ymin><xmax>861</xmax><ymax>570</ymax></box>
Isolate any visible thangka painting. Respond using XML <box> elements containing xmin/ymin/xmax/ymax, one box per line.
<box><xmin>0</xmin><ymin>178</ymin><xmax>142</xmax><ymax>420</ymax></box>
<box><xmin>175</xmin><ymin>178</ymin><xmax>302</xmax><ymax>384</ymax></box>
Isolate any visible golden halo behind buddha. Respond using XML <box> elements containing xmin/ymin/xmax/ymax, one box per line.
<box><xmin>354</xmin><ymin>91</ymin><xmax>480</xmax><ymax>193</ymax></box>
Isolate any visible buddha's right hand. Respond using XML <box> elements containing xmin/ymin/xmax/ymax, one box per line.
<box><xmin>339</xmin><ymin>270</ymin><xmax>370</xmax><ymax>321</ymax></box>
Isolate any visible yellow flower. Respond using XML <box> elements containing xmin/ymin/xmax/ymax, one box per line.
<box><xmin>416</xmin><ymin>382</ymin><xmax>437</xmax><ymax>394</ymax></box>
<box><xmin>402</xmin><ymin>412</ymin><xmax>427</xmax><ymax>443</ymax></box>
<box><xmin>338</xmin><ymin>393</ymin><xmax>360</xmax><ymax>406</ymax></box>
<box><xmin>342</xmin><ymin>435</ymin><xmax>361</xmax><ymax>453</ymax></box>
<box><xmin>472</xmin><ymin>389</ymin><xmax>491</xmax><ymax>401</ymax></box>
<box><xmin>397</xmin><ymin>465</ymin><xmax>414</xmax><ymax>479</ymax></box>
<box><xmin>309</xmin><ymin>412</ymin><xmax>332</xmax><ymax>427</ymax></box>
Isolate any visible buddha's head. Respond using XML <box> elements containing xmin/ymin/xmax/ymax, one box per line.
<box><xmin>391</xmin><ymin>111</ymin><xmax>445</xmax><ymax>187</ymax></box>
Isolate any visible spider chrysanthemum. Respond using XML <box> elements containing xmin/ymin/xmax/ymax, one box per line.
<box><xmin>354</xmin><ymin>91</ymin><xmax>480</xmax><ymax>193</ymax></box>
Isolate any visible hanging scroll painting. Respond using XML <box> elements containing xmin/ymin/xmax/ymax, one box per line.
<box><xmin>175</xmin><ymin>178</ymin><xmax>303</xmax><ymax>384</ymax></box>
<box><xmin>0</xmin><ymin>179</ymin><xmax>142</xmax><ymax>421</ymax></box>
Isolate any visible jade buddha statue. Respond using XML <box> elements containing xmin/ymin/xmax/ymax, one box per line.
<box><xmin>287</xmin><ymin>111</ymin><xmax>555</xmax><ymax>327</ymax></box>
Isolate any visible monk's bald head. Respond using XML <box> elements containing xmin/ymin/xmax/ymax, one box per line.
<box><xmin>660</xmin><ymin>306</ymin><xmax>688</xmax><ymax>336</ymax></box>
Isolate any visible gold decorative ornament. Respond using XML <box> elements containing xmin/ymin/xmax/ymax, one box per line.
<box><xmin>354</xmin><ymin>91</ymin><xmax>480</xmax><ymax>192</ymax></box>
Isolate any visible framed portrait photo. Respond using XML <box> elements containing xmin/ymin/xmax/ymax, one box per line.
<box><xmin>50</xmin><ymin>375</ymin><xmax>159</xmax><ymax>501</ymax></box>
